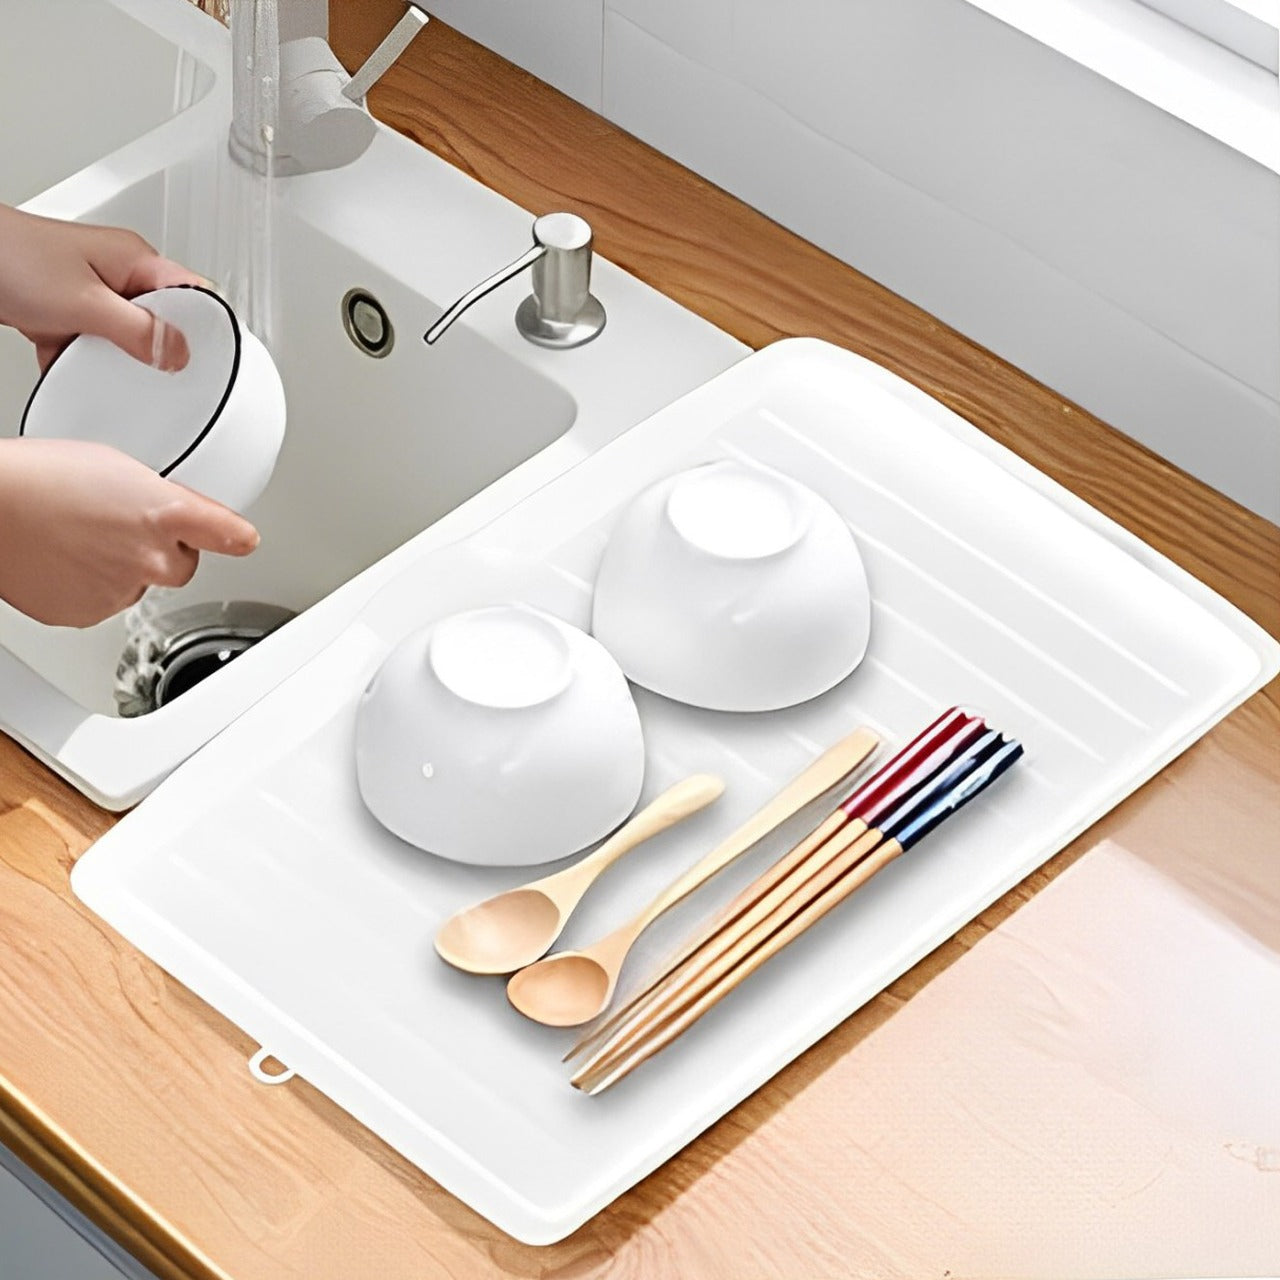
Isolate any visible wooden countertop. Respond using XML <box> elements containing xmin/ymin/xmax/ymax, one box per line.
<box><xmin>2</xmin><ymin>4</ymin><xmax>1277</xmax><ymax>1277</ymax></box>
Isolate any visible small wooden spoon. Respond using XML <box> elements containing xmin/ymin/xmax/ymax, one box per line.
<box><xmin>506</xmin><ymin>726</ymin><xmax>879</xmax><ymax>1026</ymax></box>
<box><xmin>434</xmin><ymin>774</ymin><xmax>725</xmax><ymax>974</ymax></box>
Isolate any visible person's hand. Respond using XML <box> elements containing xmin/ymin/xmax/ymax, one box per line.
<box><xmin>0</xmin><ymin>203</ymin><xmax>202</xmax><ymax>371</ymax></box>
<box><xmin>0</xmin><ymin>439</ymin><xmax>259</xmax><ymax>627</ymax></box>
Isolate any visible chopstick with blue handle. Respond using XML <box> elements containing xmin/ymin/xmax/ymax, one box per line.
<box><xmin>565</xmin><ymin>707</ymin><xmax>986</xmax><ymax>1063</ymax></box>
<box><xmin>572</xmin><ymin>733</ymin><xmax>1022</xmax><ymax>1093</ymax></box>
<box><xmin>571</xmin><ymin>729</ymin><xmax>1012</xmax><ymax>1081</ymax></box>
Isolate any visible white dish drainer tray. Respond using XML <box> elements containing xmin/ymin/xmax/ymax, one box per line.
<box><xmin>72</xmin><ymin>340</ymin><xmax>1280</xmax><ymax>1243</ymax></box>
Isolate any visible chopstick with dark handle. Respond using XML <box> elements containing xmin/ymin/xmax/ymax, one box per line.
<box><xmin>572</xmin><ymin>734</ymin><xmax>1023</xmax><ymax>1094</ymax></box>
<box><xmin>574</xmin><ymin>733</ymin><xmax>1021</xmax><ymax>1092</ymax></box>
<box><xmin>566</xmin><ymin>707</ymin><xmax>985</xmax><ymax>1062</ymax></box>
<box><xmin>572</xmin><ymin>728</ymin><xmax>1011</xmax><ymax>1083</ymax></box>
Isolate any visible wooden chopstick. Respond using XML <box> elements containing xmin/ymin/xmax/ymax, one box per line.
<box><xmin>566</xmin><ymin>707</ymin><xmax>985</xmax><ymax>1063</ymax></box>
<box><xmin>573</xmin><ymin>732</ymin><xmax>1024</xmax><ymax>1093</ymax></box>
<box><xmin>567</xmin><ymin>814</ymin><xmax>875</xmax><ymax>1070</ymax></box>
<box><xmin>573</xmin><ymin>826</ymin><xmax>894</xmax><ymax>1093</ymax></box>
<box><xmin>564</xmin><ymin>809</ymin><xmax>852</xmax><ymax>1062</ymax></box>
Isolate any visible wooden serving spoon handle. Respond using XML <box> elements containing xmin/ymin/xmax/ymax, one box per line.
<box><xmin>546</xmin><ymin>773</ymin><xmax>726</xmax><ymax>900</ymax></box>
<box><xmin>633</xmin><ymin>726</ymin><xmax>879</xmax><ymax>930</ymax></box>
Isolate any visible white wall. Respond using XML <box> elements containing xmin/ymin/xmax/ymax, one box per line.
<box><xmin>426</xmin><ymin>0</ymin><xmax>1280</xmax><ymax>522</ymax></box>
<box><xmin>421</xmin><ymin>0</ymin><xmax>604</xmax><ymax>106</ymax></box>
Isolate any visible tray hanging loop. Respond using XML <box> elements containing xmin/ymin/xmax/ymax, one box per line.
<box><xmin>248</xmin><ymin>1047</ymin><xmax>296</xmax><ymax>1086</ymax></box>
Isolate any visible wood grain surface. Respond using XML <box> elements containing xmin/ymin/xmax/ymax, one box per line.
<box><xmin>0</xmin><ymin>4</ymin><xmax>1276</xmax><ymax>1277</ymax></box>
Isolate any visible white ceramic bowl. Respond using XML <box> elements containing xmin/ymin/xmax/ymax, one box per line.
<box><xmin>21</xmin><ymin>285</ymin><xmax>286</xmax><ymax>514</ymax></box>
<box><xmin>354</xmin><ymin>604</ymin><xmax>646</xmax><ymax>866</ymax></box>
<box><xmin>591</xmin><ymin>459</ymin><xmax>871</xmax><ymax>712</ymax></box>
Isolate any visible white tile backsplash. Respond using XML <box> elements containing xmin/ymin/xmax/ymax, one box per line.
<box><xmin>602</xmin><ymin>10</ymin><xmax>1280</xmax><ymax>519</ymax></box>
<box><xmin>605</xmin><ymin>0</ymin><xmax>733</xmax><ymax>70</ymax></box>
<box><xmin>426</xmin><ymin>0</ymin><xmax>604</xmax><ymax>108</ymax></box>
<box><xmin>441</xmin><ymin>0</ymin><xmax>1280</xmax><ymax>521</ymax></box>
<box><xmin>723</xmin><ymin>0</ymin><xmax>1278</xmax><ymax>403</ymax></box>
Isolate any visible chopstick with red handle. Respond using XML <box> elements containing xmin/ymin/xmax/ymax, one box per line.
<box><xmin>573</xmin><ymin>732</ymin><xmax>1023</xmax><ymax>1093</ymax></box>
<box><xmin>566</xmin><ymin>707</ymin><xmax>985</xmax><ymax>1062</ymax></box>
<box><xmin>573</xmin><ymin>727</ymin><xmax>1012</xmax><ymax>1083</ymax></box>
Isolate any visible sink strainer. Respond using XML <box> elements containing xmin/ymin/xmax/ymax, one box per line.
<box><xmin>114</xmin><ymin>600</ymin><xmax>296</xmax><ymax>718</ymax></box>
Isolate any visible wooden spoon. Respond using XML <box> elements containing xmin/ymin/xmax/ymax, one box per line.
<box><xmin>434</xmin><ymin>774</ymin><xmax>725</xmax><ymax>974</ymax></box>
<box><xmin>506</xmin><ymin>726</ymin><xmax>879</xmax><ymax>1026</ymax></box>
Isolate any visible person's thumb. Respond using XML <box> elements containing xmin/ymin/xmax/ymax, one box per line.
<box><xmin>159</xmin><ymin>488</ymin><xmax>260</xmax><ymax>557</ymax></box>
<box><xmin>86</xmin><ymin>288</ymin><xmax>190</xmax><ymax>371</ymax></box>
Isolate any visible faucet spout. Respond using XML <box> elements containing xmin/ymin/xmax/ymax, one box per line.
<box><xmin>229</xmin><ymin>0</ymin><xmax>430</xmax><ymax>177</ymax></box>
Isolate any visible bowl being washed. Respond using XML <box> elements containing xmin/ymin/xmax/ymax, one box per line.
<box><xmin>20</xmin><ymin>285</ymin><xmax>286</xmax><ymax>514</ymax></box>
<box><xmin>355</xmin><ymin>604</ymin><xmax>646</xmax><ymax>867</ymax></box>
<box><xmin>592</xmin><ymin>459</ymin><xmax>871</xmax><ymax>712</ymax></box>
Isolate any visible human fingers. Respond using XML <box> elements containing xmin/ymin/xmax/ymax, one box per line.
<box><xmin>84</xmin><ymin>223</ymin><xmax>204</xmax><ymax>296</ymax></box>
<box><xmin>34</xmin><ymin>337</ymin><xmax>64</xmax><ymax>371</ymax></box>
<box><xmin>147</xmin><ymin>541</ymin><xmax>201</xmax><ymax>589</ymax></box>
<box><xmin>82</xmin><ymin>287</ymin><xmax>190</xmax><ymax>371</ymax></box>
<box><xmin>156</xmin><ymin>488</ymin><xmax>260</xmax><ymax>557</ymax></box>
<box><xmin>12</xmin><ymin>322</ymin><xmax>69</xmax><ymax>372</ymax></box>
<box><xmin>127</xmin><ymin>254</ymin><xmax>206</xmax><ymax>294</ymax></box>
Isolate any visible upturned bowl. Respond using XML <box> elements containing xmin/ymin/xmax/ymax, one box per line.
<box><xmin>355</xmin><ymin>603</ymin><xmax>646</xmax><ymax>866</ymax></box>
<box><xmin>591</xmin><ymin>459</ymin><xmax>871</xmax><ymax>712</ymax></box>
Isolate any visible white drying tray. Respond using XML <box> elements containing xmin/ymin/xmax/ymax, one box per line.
<box><xmin>71</xmin><ymin>339</ymin><xmax>1280</xmax><ymax>1244</ymax></box>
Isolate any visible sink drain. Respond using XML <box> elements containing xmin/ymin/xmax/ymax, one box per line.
<box><xmin>115</xmin><ymin>600</ymin><xmax>297</xmax><ymax>717</ymax></box>
<box><xmin>342</xmin><ymin>288</ymin><xmax>394</xmax><ymax>357</ymax></box>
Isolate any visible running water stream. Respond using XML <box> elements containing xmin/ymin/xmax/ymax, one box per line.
<box><xmin>221</xmin><ymin>0</ymin><xmax>280</xmax><ymax>351</ymax></box>
<box><xmin>117</xmin><ymin>0</ymin><xmax>281</xmax><ymax>715</ymax></box>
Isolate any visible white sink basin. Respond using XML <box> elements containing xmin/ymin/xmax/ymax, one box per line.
<box><xmin>0</xmin><ymin>0</ymin><xmax>746</xmax><ymax>808</ymax></box>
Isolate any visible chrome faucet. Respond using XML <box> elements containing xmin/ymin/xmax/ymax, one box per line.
<box><xmin>424</xmin><ymin>213</ymin><xmax>608</xmax><ymax>349</ymax></box>
<box><xmin>229</xmin><ymin>0</ymin><xmax>430</xmax><ymax>176</ymax></box>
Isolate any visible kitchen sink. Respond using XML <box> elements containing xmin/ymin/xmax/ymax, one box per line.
<box><xmin>0</xmin><ymin>0</ymin><xmax>217</xmax><ymax>210</ymax></box>
<box><xmin>0</xmin><ymin>0</ymin><xmax>746</xmax><ymax>807</ymax></box>
<box><xmin>0</xmin><ymin>205</ymin><xmax>577</xmax><ymax>718</ymax></box>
